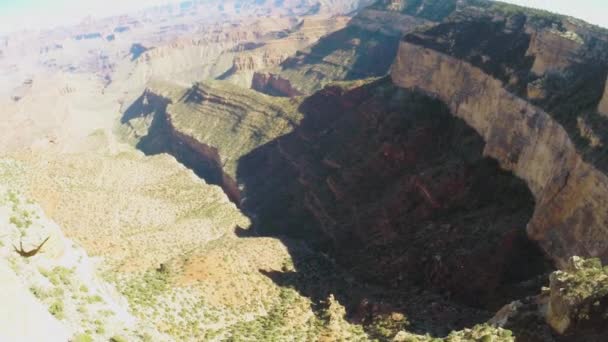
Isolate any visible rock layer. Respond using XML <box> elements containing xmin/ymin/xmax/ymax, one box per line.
<box><xmin>251</xmin><ymin>73</ymin><xmax>303</xmax><ymax>97</ymax></box>
<box><xmin>122</xmin><ymin>81</ymin><xmax>303</xmax><ymax>204</ymax></box>
<box><xmin>252</xmin><ymin>7</ymin><xmax>429</xmax><ymax>96</ymax></box>
<box><xmin>391</xmin><ymin>41</ymin><xmax>608</xmax><ymax>267</ymax></box>
<box><xmin>526</xmin><ymin>28</ymin><xmax>583</xmax><ymax>75</ymax></box>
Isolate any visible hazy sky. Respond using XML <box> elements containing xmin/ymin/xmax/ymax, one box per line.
<box><xmin>0</xmin><ymin>0</ymin><xmax>175</xmax><ymax>32</ymax></box>
<box><xmin>0</xmin><ymin>0</ymin><xmax>606</xmax><ymax>33</ymax></box>
<box><xmin>504</xmin><ymin>0</ymin><xmax>607</xmax><ymax>28</ymax></box>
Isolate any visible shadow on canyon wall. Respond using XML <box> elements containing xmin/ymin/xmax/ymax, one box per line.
<box><xmin>235</xmin><ymin>78</ymin><xmax>553</xmax><ymax>336</ymax></box>
<box><xmin>123</xmin><ymin>78</ymin><xmax>553</xmax><ymax>337</ymax></box>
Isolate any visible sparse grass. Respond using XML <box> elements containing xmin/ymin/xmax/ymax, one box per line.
<box><xmin>483</xmin><ymin>1</ymin><xmax>564</xmax><ymax>27</ymax></box>
<box><xmin>40</xmin><ymin>266</ymin><xmax>74</xmax><ymax>287</ymax></box>
<box><xmin>94</xmin><ymin>319</ymin><xmax>106</xmax><ymax>334</ymax></box>
<box><xmin>72</xmin><ymin>334</ymin><xmax>93</xmax><ymax>342</ymax></box>
<box><xmin>29</xmin><ymin>286</ymin><xmax>49</xmax><ymax>300</ymax></box>
<box><xmin>110</xmin><ymin>336</ymin><xmax>128</xmax><ymax>342</ymax></box>
<box><xmin>223</xmin><ymin>287</ymin><xmax>328</xmax><ymax>341</ymax></box>
<box><xmin>367</xmin><ymin>313</ymin><xmax>410</xmax><ymax>340</ymax></box>
<box><xmin>9</xmin><ymin>209</ymin><xmax>34</xmax><ymax>230</ymax></box>
<box><xmin>553</xmin><ymin>257</ymin><xmax>608</xmax><ymax>302</ymax></box>
<box><xmin>86</xmin><ymin>295</ymin><xmax>104</xmax><ymax>304</ymax></box>
<box><xmin>49</xmin><ymin>300</ymin><xmax>65</xmax><ymax>320</ymax></box>
<box><xmin>119</xmin><ymin>268</ymin><xmax>171</xmax><ymax>309</ymax></box>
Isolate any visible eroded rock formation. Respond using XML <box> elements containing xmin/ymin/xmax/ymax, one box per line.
<box><xmin>526</xmin><ymin>28</ymin><xmax>583</xmax><ymax>75</ymax></box>
<box><xmin>252</xmin><ymin>5</ymin><xmax>429</xmax><ymax>96</ymax></box>
<box><xmin>391</xmin><ymin>32</ymin><xmax>608</xmax><ymax>268</ymax></box>
<box><xmin>251</xmin><ymin>73</ymin><xmax>303</xmax><ymax>97</ymax></box>
<box><xmin>122</xmin><ymin>81</ymin><xmax>304</xmax><ymax>204</ymax></box>
<box><xmin>236</xmin><ymin>80</ymin><xmax>551</xmax><ymax>331</ymax></box>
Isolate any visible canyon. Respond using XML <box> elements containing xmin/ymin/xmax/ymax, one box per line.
<box><xmin>2</xmin><ymin>0</ymin><xmax>608</xmax><ymax>341</ymax></box>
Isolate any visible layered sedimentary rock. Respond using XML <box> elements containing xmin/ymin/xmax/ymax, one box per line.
<box><xmin>252</xmin><ymin>6</ymin><xmax>431</xmax><ymax>96</ymax></box>
<box><xmin>525</xmin><ymin>28</ymin><xmax>583</xmax><ymax>75</ymax></box>
<box><xmin>349</xmin><ymin>8</ymin><xmax>432</xmax><ymax>36</ymax></box>
<box><xmin>251</xmin><ymin>73</ymin><xmax>303</xmax><ymax>97</ymax></box>
<box><xmin>121</xmin><ymin>81</ymin><xmax>304</xmax><ymax>203</ymax></box>
<box><xmin>220</xmin><ymin>16</ymin><xmax>352</xmax><ymax>87</ymax></box>
<box><xmin>391</xmin><ymin>41</ymin><xmax>608</xmax><ymax>268</ymax></box>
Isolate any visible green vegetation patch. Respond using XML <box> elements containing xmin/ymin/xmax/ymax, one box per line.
<box><xmin>553</xmin><ymin>257</ymin><xmax>608</xmax><ymax>302</ymax></box>
<box><xmin>39</xmin><ymin>266</ymin><xmax>74</xmax><ymax>287</ymax></box>
<box><xmin>119</xmin><ymin>268</ymin><xmax>171</xmax><ymax>309</ymax></box>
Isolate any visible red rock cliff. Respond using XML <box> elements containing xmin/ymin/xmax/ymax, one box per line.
<box><xmin>391</xmin><ymin>41</ymin><xmax>608</xmax><ymax>267</ymax></box>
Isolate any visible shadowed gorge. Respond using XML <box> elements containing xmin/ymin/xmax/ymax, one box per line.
<box><xmin>122</xmin><ymin>77</ymin><xmax>553</xmax><ymax>337</ymax></box>
<box><xmin>237</xmin><ymin>79</ymin><xmax>551</xmax><ymax>330</ymax></box>
<box><xmin>122</xmin><ymin>90</ymin><xmax>236</xmax><ymax>200</ymax></box>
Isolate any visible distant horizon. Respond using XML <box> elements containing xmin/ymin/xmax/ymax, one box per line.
<box><xmin>0</xmin><ymin>0</ymin><xmax>178</xmax><ymax>33</ymax></box>
<box><xmin>0</xmin><ymin>0</ymin><xmax>606</xmax><ymax>34</ymax></box>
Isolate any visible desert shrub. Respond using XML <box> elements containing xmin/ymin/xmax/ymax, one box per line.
<box><xmin>49</xmin><ymin>300</ymin><xmax>65</xmax><ymax>320</ymax></box>
<box><xmin>29</xmin><ymin>286</ymin><xmax>49</xmax><ymax>300</ymax></box>
<box><xmin>72</xmin><ymin>334</ymin><xmax>93</xmax><ymax>342</ymax></box>
<box><xmin>40</xmin><ymin>266</ymin><xmax>74</xmax><ymax>286</ymax></box>
<box><xmin>86</xmin><ymin>295</ymin><xmax>104</xmax><ymax>304</ymax></box>
<box><xmin>110</xmin><ymin>336</ymin><xmax>128</xmax><ymax>342</ymax></box>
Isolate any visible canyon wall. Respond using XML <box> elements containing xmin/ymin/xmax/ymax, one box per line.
<box><xmin>122</xmin><ymin>81</ymin><xmax>304</xmax><ymax>204</ymax></box>
<box><xmin>349</xmin><ymin>8</ymin><xmax>432</xmax><ymax>36</ymax></box>
<box><xmin>391</xmin><ymin>41</ymin><xmax>608</xmax><ymax>267</ymax></box>
<box><xmin>600</xmin><ymin>79</ymin><xmax>608</xmax><ymax>116</ymax></box>
<box><xmin>251</xmin><ymin>73</ymin><xmax>303</xmax><ymax>97</ymax></box>
<box><xmin>252</xmin><ymin>8</ymin><xmax>432</xmax><ymax>96</ymax></box>
<box><xmin>525</xmin><ymin>29</ymin><xmax>583</xmax><ymax>75</ymax></box>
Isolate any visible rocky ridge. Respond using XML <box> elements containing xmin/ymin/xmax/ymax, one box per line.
<box><xmin>121</xmin><ymin>80</ymin><xmax>304</xmax><ymax>203</ymax></box>
<box><xmin>391</xmin><ymin>6</ymin><xmax>608</xmax><ymax>269</ymax></box>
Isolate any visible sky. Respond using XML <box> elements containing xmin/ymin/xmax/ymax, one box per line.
<box><xmin>0</xmin><ymin>0</ymin><xmax>606</xmax><ymax>33</ymax></box>
<box><xmin>0</xmin><ymin>0</ymin><xmax>176</xmax><ymax>33</ymax></box>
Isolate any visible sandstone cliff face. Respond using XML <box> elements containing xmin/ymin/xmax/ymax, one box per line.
<box><xmin>231</xmin><ymin>53</ymin><xmax>286</xmax><ymax>73</ymax></box>
<box><xmin>391</xmin><ymin>41</ymin><xmax>608</xmax><ymax>268</ymax></box>
<box><xmin>251</xmin><ymin>73</ymin><xmax>303</xmax><ymax>97</ymax></box>
<box><xmin>525</xmin><ymin>28</ymin><xmax>583</xmax><ymax>75</ymax></box>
